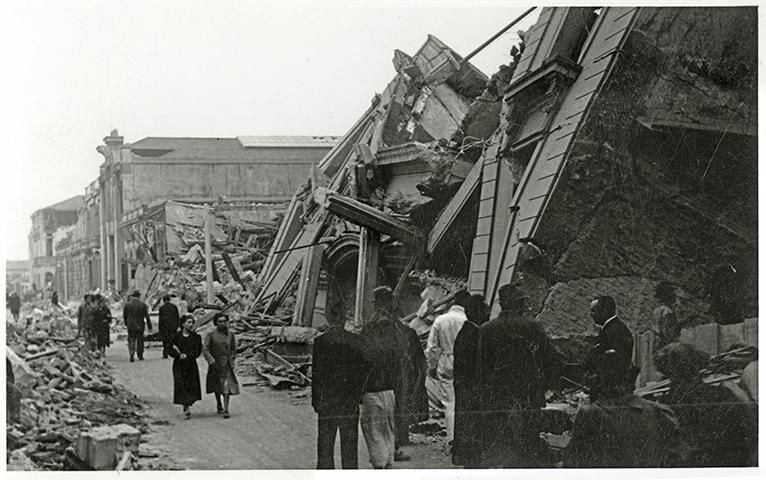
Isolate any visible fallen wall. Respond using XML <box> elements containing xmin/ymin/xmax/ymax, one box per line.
<box><xmin>518</xmin><ymin>7</ymin><xmax>757</xmax><ymax>360</ymax></box>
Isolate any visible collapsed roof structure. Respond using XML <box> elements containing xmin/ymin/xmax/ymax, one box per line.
<box><xmin>254</xmin><ymin>6</ymin><xmax>757</xmax><ymax>360</ymax></box>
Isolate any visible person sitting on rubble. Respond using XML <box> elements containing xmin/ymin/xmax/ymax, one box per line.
<box><xmin>564</xmin><ymin>350</ymin><xmax>681</xmax><ymax>468</ymax></box>
<box><xmin>169</xmin><ymin>314</ymin><xmax>203</xmax><ymax>419</ymax></box>
<box><xmin>203</xmin><ymin>313</ymin><xmax>239</xmax><ymax>418</ymax></box>
<box><xmin>655</xmin><ymin>342</ymin><xmax>757</xmax><ymax>467</ymax></box>
<box><xmin>312</xmin><ymin>298</ymin><xmax>370</xmax><ymax>469</ymax></box>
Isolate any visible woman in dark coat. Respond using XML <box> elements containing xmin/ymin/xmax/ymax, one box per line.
<box><xmin>452</xmin><ymin>294</ymin><xmax>489</xmax><ymax>467</ymax></box>
<box><xmin>91</xmin><ymin>295</ymin><xmax>112</xmax><ymax>355</ymax></box>
<box><xmin>203</xmin><ymin>313</ymin><xmax>239</xmax><ymax>418</ymax></box>
<box><xmin>169</xmin><ymin>315</ymin><xmax>203</xmax><ymax>419</ymax></box>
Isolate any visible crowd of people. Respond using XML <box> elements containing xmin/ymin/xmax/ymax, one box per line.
<box><xmin>76</xmin><ymin>293</ymin><xmax>115</xmax><ymax>355</ymax></box>
<box><xmin>310</xmin><ymin>281</ymin><xmax>758</xmax><ymax>469</ymax></box>
<box><xmin>120</xmin><ymin>291</ymin><xmax>240</xmax><ymax>420</ymax></box>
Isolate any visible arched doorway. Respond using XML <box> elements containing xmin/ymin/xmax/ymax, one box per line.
<box><xmin>323</xmin><ymin>234</ymin><xmax>360</xmax><ymax>327</ymax></box>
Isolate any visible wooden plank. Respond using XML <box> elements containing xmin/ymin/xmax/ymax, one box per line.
<box><xmin>256</xmin><ymin>223</ymin><xmax>324</xmax><ymax>305</ymax></box>
<box><xmin>355</xmin><ymin>228</ymin><xmax>380</xmax><ymax>326</ymax></box>
<box><xmin>292</xmin><ymin>244</ymin><xmax>325</xmax><ymax>327</ymax></box>
<box><xmin>259</xmin><ymin>194</ymin><xmax>302</xmax><ymax>283</ymax></box>
<box><xmin>427</xmin><ymin>159</ymin><xmax>482</xmax><ymax>253</ymax></box>
<box><xmin>316</xmin><ymin>188</ymin><xmax>422</xmax><ymax>242</ymax></box>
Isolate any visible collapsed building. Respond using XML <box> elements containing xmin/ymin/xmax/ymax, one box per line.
<box><xmin>249</xmin><ymin>7</ymin><xmax>758</xmax><ymax>364</ymax></box>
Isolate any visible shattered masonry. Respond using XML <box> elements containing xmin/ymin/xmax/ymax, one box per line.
<box><xmin>256</xmin><ymin>7</ymin><xmax>757</xmax><ymax>363</ymax></box>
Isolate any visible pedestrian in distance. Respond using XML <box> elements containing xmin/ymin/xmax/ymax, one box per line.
<box><xmin>203</xmin><ymin>313</ymin><xmax>239</xmax><ymax>418</ymax></box>
<box><xmin>312</xmin><ymin>298</ymin><xmax>370</xmax><ymax>469</ymax></box>
<box><xmin>92</xmin><ymin>294</ymin><xmax>113</xmax><ymax>356</ymax></box>
<box><xmin>51</xmin><ymin>291</ymin><xmax>60</xmax><ymax>308</ymax></box>
<box><xmin>123</xmin><ymin>290</ymin><xmax>153</xmax><ymax>362</ymax></box>
<box><xmin>8</xmin><ymin>292</ymin><xmax>21</xmax><ymax>321</ymax></box>
<box><xmin>359</xmin><ymin>285</ymin><xmax>401</xmax><ymax>469</ymax></box>
<box><xmin>159</xmin><ymin>295</ymin><xmax>181</xmax><ymax>359</ymax></box>
<box><xmin>169</xmin><ymin>314</ymin><xmax>203</xmax><ymax>420</ymax></box>
<box><xmin>425</xmin><ymin>289</ymin><xmax>470</xmax><ymax>443</ymax></box>
<box><xmin>77</xmin><ymin>294</ymin><xmax>93</xmax><ymax>350</ymax></box>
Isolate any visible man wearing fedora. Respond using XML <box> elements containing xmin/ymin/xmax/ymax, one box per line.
<box><xmin>123</xmin><ymin>290</ymin><xmax>153</xmax><ymax>362</ymax></box>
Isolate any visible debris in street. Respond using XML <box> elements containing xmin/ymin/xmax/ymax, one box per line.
<box><xmin>6</xmin><ymin>303</ymin><xmax>148</xmax><ymax>471</ymax></box>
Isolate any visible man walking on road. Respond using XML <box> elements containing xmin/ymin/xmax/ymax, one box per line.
<box><xmin>123</xmin><ymin>290</ymin><xmax>153</xmax><ymax>362</ymax></box>
<box><xmin>159</xmin><ymin>295</ymin><xmax>180</xmax><ymax>359</ymax></box>
<box><xmin>425</xmin><ymin>289</ymin><xmax>470</xmax><ymax>443</ymax></box>
<box><xmin>312</xmin><ymin>298</ymin><xmax>370</xmax><ymax>469</ymax></box>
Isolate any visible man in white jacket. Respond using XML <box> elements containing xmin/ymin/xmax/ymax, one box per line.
<box><xmin>425</xmin><ymin>290</ymin><xmax>470</xmax><ymax>441</ymax></box>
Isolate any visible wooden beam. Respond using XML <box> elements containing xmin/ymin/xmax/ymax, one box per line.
<box><xmin>292</xmin><ymin>244</ymin><xmax>325</xmax><ymax>327</ymax></box>
<box><xmin>427</xmin><ymin>159</ymin><xmax>482</xmax><ymax>253</ymax></box>
<box><xmin>204</xmin><ymin>210</ymin><xmax>214</xmax><ymax>304</ymax></box>
<box><xmin>315</xmin><ymin>187</ymin><xmax>422</xmax><ymax>243</ymax></box>
<box><xmin>355</xmin><ymin>228</ymin><xmax>380</xmax><ymax>326</ymax></box>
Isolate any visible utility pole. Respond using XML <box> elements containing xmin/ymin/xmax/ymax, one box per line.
<box><xmin>204</xmin><ymin>208</ymin><xmax>215</xmax><ymax>304</ymax></box>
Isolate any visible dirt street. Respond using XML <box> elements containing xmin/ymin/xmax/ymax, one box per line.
<box><xmin>107</xmin><ymin>335</ymin><xmax>452</xmax><ymax>470</ymax></box>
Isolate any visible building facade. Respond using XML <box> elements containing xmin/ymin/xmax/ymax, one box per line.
<box><xmin>95</xmin><ymin>130</ymin><xmax>337</xmax><ymax>293</ymax></box>
<box><xmin>28</xmin><ymin>195</ymin><xmax>83</xmax><ymax>294</ymax></box>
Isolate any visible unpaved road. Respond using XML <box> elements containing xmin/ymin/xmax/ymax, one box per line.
<box><xmin>107</xmin><ymin>336</ymin><xmax>452</xmax><ymax>470</ymax></box>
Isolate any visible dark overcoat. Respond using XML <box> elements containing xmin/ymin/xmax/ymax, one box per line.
<box><xmin>169</xmin><ymin>331</ymin><xmax>203</xmax><ymax>406</ymax></box>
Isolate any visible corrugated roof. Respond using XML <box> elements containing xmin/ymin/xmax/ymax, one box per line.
<box><xmin>129</xmin><ymin>136</ymin><xmax>338</xmax><ymax>160</ymax></box>
<box><xmin>237</xmin><ymin>136</ymin><xmax>340</xmax><ymax>148</ymax></box>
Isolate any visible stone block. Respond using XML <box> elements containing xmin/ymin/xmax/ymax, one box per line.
<box><xmin>694</xmin><ymin>323</ymin><xmax>719</xmax><ymax>356</ymax></box>
<box><xmin>75</xmin><ymin>430</ymin><xmax>118</xmax><ymax>470</ymax></box>
<box><xmin>679</xmin><ymin>326</ymin><xmax>695</xmax><ymax>345</ymax></box>
<box><xmin>718</xmin><ymin>322</ymin><xmax>744</xmax><ymax>351</ymax></box>
<box><xmin>743</xmin><ymin>317</ymin><xmax>758</xmax><ymax>347</ymax></box>
<box><xmin>110</xmin><ymin>424</ymin><xmax>141</xmax><ymax>456</ymax></box>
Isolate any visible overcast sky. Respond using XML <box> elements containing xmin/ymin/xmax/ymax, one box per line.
<box><xmin>0</xmin><ymin>0</ymin><xmax>538</xmax><ymax>261</ymax></box>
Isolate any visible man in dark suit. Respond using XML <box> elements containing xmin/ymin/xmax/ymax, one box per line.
<box><xmin>478</xmin><ymin>284</ymin><xmax>559</xmax><ymax>467</ymax></box>
<box><xmin>123</xmin><ymin>290</ymin><xmax>153</xmax><ymax>362</ymax></box>
<box><xmin>311</xmin><ymin>299</ymin><xmax>370</xmax><ymax>469</ymax></box>
<box><xmin>158</xmin><ymin>295</ymin><xmax>180</xmax><ymax>359</ymax></box>
<box><xmin>585</xmin><ymin>295</ymin><xmax>635</xmax><ymax>398</ymax></box>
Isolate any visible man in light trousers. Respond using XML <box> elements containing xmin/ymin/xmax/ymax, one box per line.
<box><xmin>426</xmin><ymin>290</ymin><xmax>470</xmax><ymax>442</ymax></box>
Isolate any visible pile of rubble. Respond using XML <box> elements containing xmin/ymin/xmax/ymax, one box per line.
<box><xmin>6</xmin><ymin>305</ymin><xmax>148</xmax><ymax>471</ymax></box>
